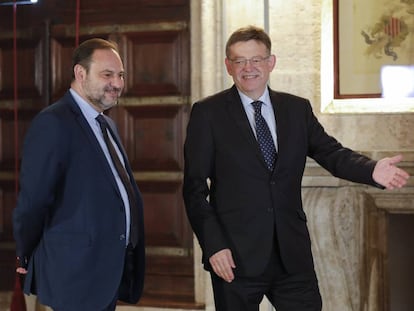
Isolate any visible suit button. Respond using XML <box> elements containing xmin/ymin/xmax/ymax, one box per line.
<box><xmin>267</xmin><ymin>208</ymin><xmax>274</xmax><ymax>212</ymax></box>
<box><xmin>270</xmin><ymin>180</ymin><xmax>276</xmax><ymax>185</ymax></box>
<box><xmin>119</xmin><ymin>234</ymin><xmax>126</xmax><ymax>240</ymax></box>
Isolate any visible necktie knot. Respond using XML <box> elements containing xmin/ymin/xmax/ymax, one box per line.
<box><xmin>96</xmin><ymin>114</ymin><xmax>108</xmax><ymax>130</ymax></box>
<box><xmin>251</xmin><ymin>100</ymin><xmax>263</xmax><ymax>114</ymax></box>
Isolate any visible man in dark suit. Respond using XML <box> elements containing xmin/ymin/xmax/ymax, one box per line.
<box><xmin>13</xmin><ymin>38</ymin><xmax>145</xmax><ymax>311</ymax></box>
<box><xmin>182</xmin><ymin>25</ymin><xmax>409</xmax><ymax>311</ymax></box>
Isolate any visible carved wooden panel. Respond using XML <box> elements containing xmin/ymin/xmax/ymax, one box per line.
<box><xmin>0</xmin><ymin>181</ymin><xmax>17</xmax><ymax>290</ymax></box>
<box><xmin>0</xmin><ymin>247</ymin><xmax>15</xmax><ymax>291</ymax></box>
<box><xmin>139</xmin><ymin>180</ymin><xmax>191</xmax><ymax>248</ymax></box>
<box><xmin>107</xmin><ymin>102</ymin><xmax>190</xmax><ymax>249</ymax></box>
<box><xmin>0</xmin><ymin>36</ymin><xmax>44</xmax><ymax>101</ymax></box>
<box><xmin>0</xmin><ymin>182</ymin><xmax>15</xmax><ymax>241</ymax></box>
<box><xmin>52</xmin><ymin>0</ymin><xmax>189</xmax><ymax>25</ymax></box>
<box><xmin>139</xmin><ymin>254</ymin><xmax>199</xmax><ymax>308</ymax></box>
<box><xmin>121</xmin><ymin>30</ymin><xmax>190</xmax><ymax>96</ymax></box>
<box><xmin>0</xmin><ymin>109</ymin><xmax>41</xmax><ymax>170</ymax></box>
<box><xmin>49</xmin><ymin>37</ymin><xmax>76</xmax><ymax>101</ymax></box>
<box><xmin>0</xmin><ymin>110</ymin><xmax>19</xmax><ymax>170</ymax></box>
<box><xmin>109</xmin><ymin>104</ymin><xmax>188</xmax><ymax>171</ymax></box>
<box><xmin>0</xmin><ymin>0</ymin><xmax>189</xmax><ymax>30</ymax></box>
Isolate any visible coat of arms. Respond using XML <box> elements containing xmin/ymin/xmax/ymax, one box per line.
<box><xmin>361</xmin><ymin>0</ymin><xmax>414</xmax><ymax>61</ymax></box>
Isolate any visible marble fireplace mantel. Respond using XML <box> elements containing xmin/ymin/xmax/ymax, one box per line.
<box><xmin>301</xmin><ymin>154</ymin><xmax>414</xmax><ymax>311</ymax></box>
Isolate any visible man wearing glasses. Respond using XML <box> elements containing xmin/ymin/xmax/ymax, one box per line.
<box><xmin>183</xmin><ymin>25</ymin><xmax>409</xmax><ymax>311</ymax></box>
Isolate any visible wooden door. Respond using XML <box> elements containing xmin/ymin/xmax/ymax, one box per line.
<box><xmin>0</xmin><ymin>0</ymin><xmax>199</xmax><ymax>308</ymax></box>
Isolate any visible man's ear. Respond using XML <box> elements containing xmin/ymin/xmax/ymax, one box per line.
<box><xmin>224</xmin><ymin>58</ymin><xmax>233</xmax><ymax>75</ymax></box>
<box><xmin>268</xmin><ymin>54</ymin><xmax>277</xmax><ymax>71</ymax></box>
<box><xmin>73</xmin><ymin>64</ymin><xmax>86</xmax><ymax>81</ymax></box>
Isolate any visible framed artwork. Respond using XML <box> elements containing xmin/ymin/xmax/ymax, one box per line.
<box><xmin>334</xmin><ymin>0</ymin><xmax>414</xmax><ymax>99</ymax></box>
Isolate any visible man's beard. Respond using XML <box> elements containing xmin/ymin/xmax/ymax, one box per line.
<box><xmin>87</xmin><ymin>86</ymin><xmax>122</xmax><ymax>111</ymax></box>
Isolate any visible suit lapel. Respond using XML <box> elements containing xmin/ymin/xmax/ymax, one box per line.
<box><xmin>66</xmin><ymin>92</ymin><xmax>123</xmax><ymax>196</ymax></box>
<box><xmin>269</xmin><ymin>90</ymin><xmax>288</xmax><ymax>172</ymax></box>
<box><xmin>225</xmin><ymin>86</ymin><xmax>271</xmax><ymax>171</ymax></box>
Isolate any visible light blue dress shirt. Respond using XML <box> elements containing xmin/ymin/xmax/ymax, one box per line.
<box><xmin>238</xmin><ymin>88</ymin><xmax>278</xmax><ymax>151</ymax></box>
<box><xmin>69</xmin><ymin>88</ymin><xmax>131</xmax><ymax>245</ymax></box>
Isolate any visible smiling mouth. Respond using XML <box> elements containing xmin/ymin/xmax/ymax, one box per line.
<box><xmin>106</xmin><ymin>89</ymin><xmax>120</xmax><ymax>98</ymax></box>
<box><xmin>243</xmin><ymin>74</ymin><xmax>259</xmax><ymax>80</ymax></box>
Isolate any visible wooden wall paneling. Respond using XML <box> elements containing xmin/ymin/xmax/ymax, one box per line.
<box><xmin>57</xmin><ymin>0</ymin><xmax>189</xmax><ymax>25</ymax></box>
<box><xmin>0</xmin><ymin>109</ymin><xmax>39</xmax><ymax>170</ymax></box>
<box><xmin>0</xmin><ymin>110</ymin><xmax>20</xmax><ymax>170</ymax></box>
<box><xmin>107</xmin><ymin>102</ymin><xmax>191</xmax><ymax>248</ymax></box>
<box><xmin>0</xmin><ymin>247</ymin><xmax>16</xmax><ymax>291</ymax></box>
<box><xmin>0</xmin><ymin>0</ymin><xmax>191</xmax><ymax>29</ymax></box>
<box><xmin>0</xmin><ymin>1</ymin><xmax>189</xmax><ymax>43</ymax></box>
<box><xmin>105</xmin><ymin>23</ymin><xmax>194</xmax><ymax>305</ymax></box>
<box><xmin>0</xmin><ymin>180</ymin><xmax>17</xmax><ymax>290</ymax></box>
<box><xmin>49</xmin><ymin>36</ymin><xmax>75</xmax><ymax>102</ymax></box>
<box><xmin>140</xmin><ymin>180</ymin><xmax>190</xmax><ymax>248</ymax></box>
<box><xmin>0</xmin><ymin>182</ymin><xmax>15</xmax><ymax>241</ymax></box>
<box><xmin>107</xmin><ymin>99</ymin><xmax>191</xmax><ymax>246</ymax></box>
<box><xmin>138</xmin><ymin>254</ymin><xmax>202</xmax><ymax>309</ymax></box>
<box><xmin>113</xmin><ymin>104</ymin><xmax>186</xmax><ymax>171</ymax></box>
<box><xmin>0</xmin><ymin>32</ymin><xmax>45</xmax><ymax>102</ymax></box>
<box><xmin>0</xmin><ymin>0</ymin><xmax>195</xmax><ymax>306</ymax></box>
<box><xmin>121</xmin><ymin>29</ymin><xmax>190</xmax><ymax>96</ymax></box>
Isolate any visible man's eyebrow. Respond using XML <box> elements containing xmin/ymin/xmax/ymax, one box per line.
<box><xmin>100</xmin><ymin>69</ymin><xmax>126</xmax><ymax>74</ymax></box>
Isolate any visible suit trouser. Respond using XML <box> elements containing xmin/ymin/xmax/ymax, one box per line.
<box><xmin>210</xmin><ymin>245</ymin><xmax>322</xmax><ymax>311</ymax></box>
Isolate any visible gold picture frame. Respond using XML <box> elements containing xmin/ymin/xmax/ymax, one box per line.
<box><xmin>334</xmin><ymin>0</ymin><xmax>414</xmax><ymax>99</ymax></box>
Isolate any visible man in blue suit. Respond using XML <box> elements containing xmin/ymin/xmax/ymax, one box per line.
<box><xmin>13</xmin><ymin>38</ymin><xmax>145</xmax><ymax>310</ymax></box>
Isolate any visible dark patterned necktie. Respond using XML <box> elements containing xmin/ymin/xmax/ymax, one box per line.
<box><xmin>96</xmin><ymin>114</ymin><xmax>138</xmax><ymax>247</ymax></box>
<box><xmin>251</xmin><ymin>101</ymin><xmax>277</xmax><ymax>171</ymax></box>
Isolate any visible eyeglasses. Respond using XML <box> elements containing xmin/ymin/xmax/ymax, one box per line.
<box><xmin>228</xmin><ymin>56</ymin><xmax>271</xmax><ymax>68</ymax></box>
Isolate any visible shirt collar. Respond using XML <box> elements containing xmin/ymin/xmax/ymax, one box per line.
<box><xmin>69</xmin><ymin>88</ymin><xmax>101</xmax><ymax>120</ymax></box>
<box><xmin>237</xmin><ymin>87</ymin><xmax>271</xmax><ymax>110</ymax></box>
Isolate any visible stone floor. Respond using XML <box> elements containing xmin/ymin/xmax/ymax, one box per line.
<box><xmin>0</xmin><ymin>291</ymin><xmax>209</xmax><ymax>311</ymax></box>
<box><xmin>0</xmin><ymin>292</ymin><xmax>12</xmax><ymax>311</ymax></box>
<box><xmin>0</xmin><ymin>291</ymin><xmax>273</xmax><ymax>311</ymax></box>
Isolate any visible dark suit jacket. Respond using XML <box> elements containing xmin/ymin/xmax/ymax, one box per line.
<box><xmin>13</xmin><ymin>91</ymin><xmax>145</xmax><ymax>310</ymax></box>
<box><xmin>183</xmin><ymin>85</ymin><xmax>379</xmax><ymax>277</ymax></box>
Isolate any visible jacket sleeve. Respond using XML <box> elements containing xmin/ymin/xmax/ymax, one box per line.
<box><xmin>304</xmin><ymin>101</ymin><xmax>379</xmax><ymax>187</ymax></box>
<box><xmin>182</xmin><ymin>102</ymin><xmax>229</xmax><ymax>262</ymax></box>
<box><xmin>13</xmin><ymin>112</ymin><xmax>66</xmax><ymax>262</ymax></box>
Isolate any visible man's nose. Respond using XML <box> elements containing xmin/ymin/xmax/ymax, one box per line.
<box><xmin>111</xmin><ymin>76</ymin><xmax>124</xmax><ymax>88</ymax></box>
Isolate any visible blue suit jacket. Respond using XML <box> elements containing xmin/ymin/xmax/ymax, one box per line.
<box><xmin>13</xmin><ymin>91</ymin><xmax>145</xmax><ymax>310</ymax></box>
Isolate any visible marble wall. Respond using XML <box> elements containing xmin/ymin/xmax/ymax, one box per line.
<box><xmin>190</xmin><ymin>0</ymin><xmax>414</xmax><ymax>310</ymax></box>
